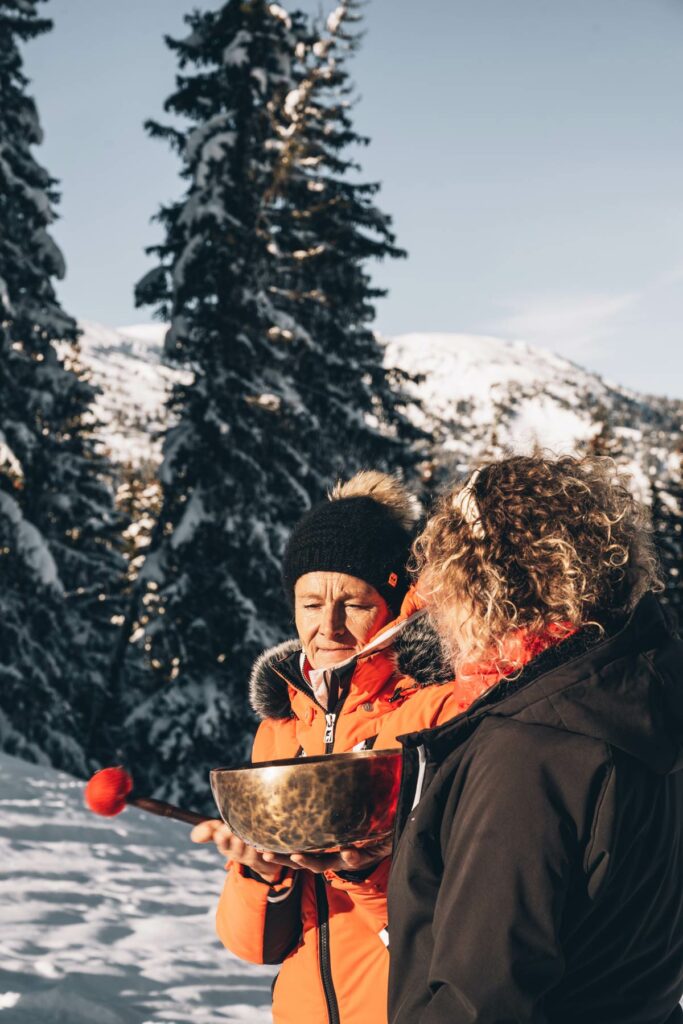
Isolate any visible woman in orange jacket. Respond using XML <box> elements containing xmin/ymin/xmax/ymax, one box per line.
<box><xmin>192</xmin><ymin>472</ymin><xmax>463</xmax><ymax>1024</ymax></box>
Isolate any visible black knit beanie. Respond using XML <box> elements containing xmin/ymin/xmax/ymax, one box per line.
<box><xmin>282</xmin><ymin>492</ymin><xmax>415</xmax><ymax>615</ymax></box>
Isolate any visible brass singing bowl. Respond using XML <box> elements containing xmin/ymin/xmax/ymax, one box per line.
<box><xmin>210</xmin><ymin>750</ymin><xmax>403</xmax><ymax>854</ymax></box>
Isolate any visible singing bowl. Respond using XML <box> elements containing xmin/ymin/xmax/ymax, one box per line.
<box><xmin>210</xmin><ymin>750</ymin><xmax>403</xmax><ymax>854</ymax></box>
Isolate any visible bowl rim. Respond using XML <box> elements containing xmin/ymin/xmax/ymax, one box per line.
<box><xmin>209</xmin><ymin>748</ymin><xmax>402</xmax><ymax>774</ymax></box>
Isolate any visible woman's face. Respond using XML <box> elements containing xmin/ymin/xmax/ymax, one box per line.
<box><xmin>294</xmin><ymin>571</ymin><xmax>391</xmax><ymax>670</ymax></box>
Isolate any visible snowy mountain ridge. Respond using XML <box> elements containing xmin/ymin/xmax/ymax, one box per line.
<box><xmin>386</xmin><ymin>331</ymin><xmax>682</xmax><ymax>501</ymax></box>
<box><xmin>77</xmin><ymin>321</ymin><xmax>682</xmax><ymax>505</ymax></box>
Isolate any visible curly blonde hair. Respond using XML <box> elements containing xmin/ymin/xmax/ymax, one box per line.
<box><xmin>413</xmin><ymin>453</ymin><xmax>662</xmax><ymax>674</ymax></box>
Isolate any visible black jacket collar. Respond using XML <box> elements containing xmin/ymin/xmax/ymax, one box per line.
<box><xmin>401</xmin><ymin>594</ymin><xmax>683</xmax><ymax>776</ymax></box>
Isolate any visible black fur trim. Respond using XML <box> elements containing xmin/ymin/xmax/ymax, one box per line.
<box><xmin>392</xmin><ymin>614</ymin><xmax>453</xmax><ymax>686</ymax></box>
<box><xmin>249</xmin><ymin>639</ymin><xmax>302</xmax><ymax>721</ymax></box>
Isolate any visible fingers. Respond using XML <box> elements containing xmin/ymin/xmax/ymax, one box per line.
<box><xmin>347</xmin><ymin>837</ymin><xmax>393</xmax><ymax>859</ymax></box>
<box><xmin>190</xmin><ymin>819</ymin><xmax>226</xmax><ymax>844</ymax></box>
<box><xmin>216</xmin><ymin>833</ymin><xmax>244</xmax><ymax>859</ymax></box>
<box><xmin>338</xmin><ymin>847</ymin><xmax>366</xmax><ymax>868</ymax></box>
<box><xmin>190</xmin><ymin>820</ymin><xmax>239</xmax><ymax>862</ymax></box>
<box><xmin>251</xmin><ymin>843</ymin><xmax>392</xmax><ymax>875</ymax></box>
<box><xmin>263</xmin><ymin>851</ymin><xmax>344</xmax><ymax>873</ymax></box>
<box><xmin>192</xmin><ymin>823</ymin><xmax>287</xmax><ymax>881</ymax></box>
<box><xmin>337</xmin><ymin>838</ymin><xmax>393</xmax><ymax>869</ymax></box>
<box><xmin>261</xmin><ymin>848</ymin><xmax>384</xmax><ymax>873</ymax></box>
<box><xmin>283</xmin><ymin>853</ymin><xmax>331</xmax><ymax>873</ymax></box>
<box><xmin>261</xmin><ymin>852</ymin><xmax>305</xmax><ymax>872</ymax></box>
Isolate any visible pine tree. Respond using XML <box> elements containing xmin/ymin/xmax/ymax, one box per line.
<box><xmin>265</xmin><ymin>0</ymin><xmax>419</xmax><ymax>478</ymax></box>
<box><xmin>124</xmin><ymin>0</ymin><xmax>415</xmax><ymax>807</ymax></box>
<box><xmin>0</xmin><ymin>0</ymin><xmax>124</xmax><ymax>772</ymax></box>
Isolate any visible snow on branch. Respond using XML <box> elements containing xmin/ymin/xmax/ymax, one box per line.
<box><xmin>0</xmin><ymin>491</ymin><xmax>63</xmax><ymax>593</ymax></box>
<box><xmin>327</xmin><ymin>6</ymin><xmax>346</xmax><ymax>33</ymax></box>
<box><xmin>0</xmin><ymin>431</ymin><xmax>24</xmax><ymax>483</ymax></box>
<box><xmin>223</xmin><ymin>29</ymin><xmax>252</xmax><ymax>67</ymax></box>
<box><xmin>170</xmin><ymin>489</ymin><xmax>209</xmax><ymax>549</ymax></box>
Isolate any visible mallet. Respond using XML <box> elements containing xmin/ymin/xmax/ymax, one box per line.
<box><xmin>84</xmin><ymin>766</ymin><xmax>210</xmax><ymax>826</ymax></box>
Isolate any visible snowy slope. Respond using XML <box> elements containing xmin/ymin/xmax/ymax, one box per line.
<box><xmin>386</xmin><ymin>333</ymin><xmax>601</xmax><ymax>454</ymax></box>
<box><xmin>77</xmin><ymin>322</ymin><xmax>681</xmax><ymax>489</ymax></box>
<box><xmin>74</xmin><ymin>321</ymin><xmax>682</xmax><ymax>552</ymax></box>
<box><xmin>383</xmin><ymin>332</ymin><xmax>683</xmax><ymax>510</ymax></box>
<box><xmin>75</xmin><ymin>320</ymin><xmax>182</xmax><ymax>469</ymax></box>
<box><xmin>0</xmin><ymin>753</ymin><xmax>274</xmax><ymax>1024</ymax></box>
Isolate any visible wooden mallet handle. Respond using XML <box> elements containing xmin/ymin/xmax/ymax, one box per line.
<box><xmin>128</xmin><ymin>795</ymin><xmax>209</xmax><ymax>827</ymax></box>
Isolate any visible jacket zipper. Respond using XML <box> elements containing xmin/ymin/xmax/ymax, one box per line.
<box><xmin>272</xmin><ymin>665</ymin><xmax>346</xmax><ymax>754</ymax></box>
<box><xmin>324</xmin><ymin>690</ymin><xmax>348</xmax><ymax>753</ymax></box>
<box><xmin>273</xmin><ymin>663</ymin><xmax>347</xmax><ymax>1017</ymax></box>
<box><xmin>318</xmin><ymin>692</ymin><xmax>347</xmax><ymax>1020</ymax></box>
<box><xmin>315</xmin><ymin>874</ymin><xmax>341</xmax><ymax>1024</ymax></box>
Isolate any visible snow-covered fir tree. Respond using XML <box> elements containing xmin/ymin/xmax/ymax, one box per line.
<box><xmin>266</xmin><ymin>0</ymin><xmax>420</xmax><ymax>473</ymax></box>
<box><xmin>124</xmin><ymin>0</ymin><xmax>415</xmax><ymax>806</ymax></box>
<box><xmin>0</xmin><ymin>0</ymin><xmax>125</xmax><ymax>773</ymax></box>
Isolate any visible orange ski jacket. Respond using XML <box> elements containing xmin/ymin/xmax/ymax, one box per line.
<box><xmin>216</xmin><ymin>605</ymin><xmax>459</xmax><ymax>1024</ymax></box>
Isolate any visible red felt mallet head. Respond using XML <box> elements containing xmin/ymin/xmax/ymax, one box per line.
<box><xmin>85</xmin><ymin>766</ymin><xmax>133</xmax><ymax>817</ymax></box>
<box><xmin>84</xmin><ymin>767</ymin><xmax>207</xmax><ymax>827</ymax></box>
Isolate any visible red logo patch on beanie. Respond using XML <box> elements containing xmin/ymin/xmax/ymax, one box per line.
<box><xmin>388</xmin><ymin>571</ymin><xmax>398</xmax><ymax>587</ymax></box>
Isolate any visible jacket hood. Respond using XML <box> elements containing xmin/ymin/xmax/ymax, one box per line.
<box><xmin>249</xmin><ymin>608</ymin><xmax>451</xmax><ymax>721</ymax></box>
<box><xmin>417</xmin><ymin>593</ymin><xmax>683</xmax><ymax>775</ymax></box>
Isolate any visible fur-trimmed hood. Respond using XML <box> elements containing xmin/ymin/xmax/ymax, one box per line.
<box><xmin>249</xmin><ymin>610</ymin><xmax>453</xmax><ymax>721</ymax></box>
<box><xmin>249</xmin><ymin>638</ymin><xmax>303</xmax><ymax>721</ymax></box>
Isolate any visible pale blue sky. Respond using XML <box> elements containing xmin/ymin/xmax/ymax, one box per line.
<box><xmin>25</xmin><ymin>0</ymin><xmax>683</xmax><ymax>398</ymax></box>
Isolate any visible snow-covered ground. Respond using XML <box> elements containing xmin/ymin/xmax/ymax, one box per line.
<box><xmin>0</xmin><ymin>753</ymin><xmax>275</xmax><ymax>1023</ymax></box>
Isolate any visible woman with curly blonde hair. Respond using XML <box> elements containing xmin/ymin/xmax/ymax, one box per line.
<box><xmin>387</xmin><ymin>453</ymin><xmax>683</xmax><ymax>1024</ymax></box>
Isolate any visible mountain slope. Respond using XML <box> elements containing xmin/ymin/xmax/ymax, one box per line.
<box><xmin>75</xmin><ymin>320</ymin><xmax>185</xmax><ymax>470</ymax></box>
<box><xmin>78</xmin><ymin>323</ymin><xmax>681</xmax><ymax>485</ymax></box>
<box><xmin>74</xmin><ymin>322</ymin><xmax>682</xmax><ymax>606</ymax></box>
<box><xmin>385</xmin><ymin>332</ymin><xmax>681</xmax><ymax>496</ymax></box>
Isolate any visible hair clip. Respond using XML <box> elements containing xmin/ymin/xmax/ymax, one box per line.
<box><xmin>452</xmin><ymin>469</ymin><xmax>486</xmax><ymax>540</ymax></box>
